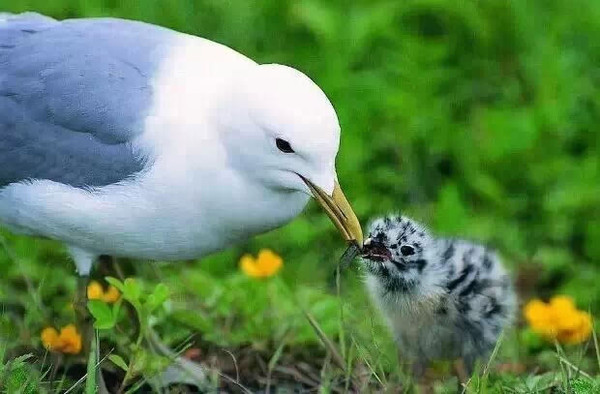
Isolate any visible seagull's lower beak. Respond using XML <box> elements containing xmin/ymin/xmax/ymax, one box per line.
<box><xmin>302</xmin><ymin>177</ymin><xmax>363</xmax><ymax>247</ymax></box>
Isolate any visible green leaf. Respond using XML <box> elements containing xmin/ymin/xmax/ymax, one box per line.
<box><xmin>122</xmin><ymin>278</ymin><xmax>142</xmax><ymax>302</ymax></box>
<box><xmin>6</xmin><ymin>361</ymin><xmax>38</xmax><ymax>394</ymax></box>
<box><xmin>572</xmin><ymin>378</ymin><xmax>595</xmax><ymax>394</ymax></box>
<box><xmin>108</xmin><ymin>354</ymin><xmax>129</xmax><ymax>372</ymax></box>
<box><xmin>129</xmin><ymin>348</ymin><xmax>149</xmax><ymax>376</ymax></box>
<box><xmin>87</xmin><ymin>300</ymin><xmax>115</xmax><ymax>329</ymax></box>
<box><xmin>146</xmin><ymin>283</ymin><xmax>169</xmax><ymax>312</ymax></box>
<box><xmin>112</xmin><ymin>300</ymin><xmax>122</xmax><ymax>321</ymax></box>
<box><xmin>105</xmin><ymin>276</ymin><xmax>125</xmax><ymax>292</ymax></box>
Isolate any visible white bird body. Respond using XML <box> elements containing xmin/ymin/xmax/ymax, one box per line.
<box><xmin>0</xmin><ymin>14</ymin><xmax>360</xmax><ymax>274</ymax></box>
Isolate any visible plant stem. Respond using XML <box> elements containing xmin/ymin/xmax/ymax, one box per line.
<box><xmin>85</xmin><ymin>329</ymin><xmax>98</xmax><ymax>394</ymax></box>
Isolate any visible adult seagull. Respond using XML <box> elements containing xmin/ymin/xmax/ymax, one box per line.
<box><xmin>0</xmin><ymin>12</ymin><xmax>363</xmax><ymax>277</ymax></box>
<box><xmin>0</xmin><ymin>13</ymin><xmax>364</xmax><ymax>373</ymax></box>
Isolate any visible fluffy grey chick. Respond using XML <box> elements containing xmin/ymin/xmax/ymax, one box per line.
<box><xmin>361</xmin><ymin>215</ymin><xmax>516</xmax><ymax>377</ymax></box>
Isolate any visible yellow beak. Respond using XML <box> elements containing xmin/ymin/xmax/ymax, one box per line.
<box><xmin>302</xmin><ymin>178</ymin><xmax>363</xmax><ymax>246</ymax></box>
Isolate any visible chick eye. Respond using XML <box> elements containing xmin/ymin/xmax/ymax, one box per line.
<box><xmin>400</xmin><ymin>245</ymin><xmax>415</xmax><ymax>256</ymax></box>
<box><xmin>276</xmin><ymin>138</ymin><xmax>294</xmax><ymax>153</ymax></box>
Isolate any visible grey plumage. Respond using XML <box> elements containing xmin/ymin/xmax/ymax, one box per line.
<box><xmin>0</xmin><ymin>13</ymin><xmax>174</xmax><ymax>188</ymax></box>
<box><xmin>361</xmin><ymin>215</ymin><xmax>516</xmax><ymax>375</ymax></box>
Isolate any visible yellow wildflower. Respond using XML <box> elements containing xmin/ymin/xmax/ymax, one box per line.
<box><xmin>41</xmin><ymin>324</ymin><xmax>82</xmax><ymax>354</ymax></box>
<box><xmin>524</xmin><ymin>296</ymin><xmax>593</xmax><ymax>345</ymax></box>
<box><xmin>87</xmin><ymin>280</ymin><xmax>120</xmax><ymax>303</ymax></box>
<box><xmin>240</xmin><ymin>255</ymin><xmax>262</xmax><ymax>277</ymax></box>
<box><xmin>239</xmin><ymin>249</ymin><xmax>283</xmax><ymax>278</ymax></box>
<box><xmin>87</xmin><ymin>280</ymin><xmax>104</xmax><ymax>300</ymax></box>
<box><xmin>559</xmin><ymin>311</ymin><xmax>592</xmax><ymax>344</ymax></box>
<box><xmin>550</xmin><ymin>296</ymin><xmax>576</xmax><ymax>317</ymax></box>
<box><xmin>103</xmin><ymin>285</ymin><xmax>121</xmax><ymax>303</ymax></box>
<box><xmin>41</xmin><ymin>327</ymin><xmax>60</xmax><ymax>349</ymax></box>
<box><xmin>524</xmin><ymin>299</ymin><xmax>555</xmax><ymax>337</ymax></box>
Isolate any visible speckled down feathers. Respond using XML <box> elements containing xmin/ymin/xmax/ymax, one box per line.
<box><xmin>362</xmin><ymin>215</ymin><xmax>516</xmax><ymax>371</ymax></box>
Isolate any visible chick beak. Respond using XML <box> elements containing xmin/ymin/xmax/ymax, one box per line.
<box><xmin>301</xmin><ymin>177</ymin><xmax>363</xmax><ymax>247</ymax></box>
<box><xmin>361</xmin><ymin>238</ymin><xmax>392</xmax><ymax>261</ymax></box>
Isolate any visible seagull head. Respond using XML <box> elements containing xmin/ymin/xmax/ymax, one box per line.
<box><xmin>217</xmin><ymin>64</ymin><xmax>363</xmax><ymax>245</ymax></box>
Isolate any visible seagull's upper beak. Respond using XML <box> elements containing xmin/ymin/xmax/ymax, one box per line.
<box><xmin>301</xmin><ymin>177</ymin><xmax>363</xmax><ymax>247</ymax></box>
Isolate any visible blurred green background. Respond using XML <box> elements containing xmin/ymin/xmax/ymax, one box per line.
<box><xmin>0</xmin><ymin>0</ymin><xmax>599</xmax><ymax>389</ymax></box>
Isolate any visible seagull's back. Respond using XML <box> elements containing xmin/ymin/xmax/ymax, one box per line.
<box><xmin>1</xmin><ymin>13</ymin><xmax>199</xmax><ymax>188</ymax></box>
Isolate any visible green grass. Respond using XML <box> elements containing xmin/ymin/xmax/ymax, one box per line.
<box><xmin>1</xmin><ymin>0</ymin><xmax>600</xmax><ymax>392</ymax></box>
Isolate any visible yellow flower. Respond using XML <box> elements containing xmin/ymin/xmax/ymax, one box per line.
<box><xmin>559</xmin><ymin>311</ymin><xmax>592</xmax><ymax>344</ymax></box>
<box><xmin>523</xmin><ymin>296</ymin><xmax>593</xmax><ymax>345</ymax></box>
<box><xmin>549</xmin><ymin>295</ymin><xmax>576</xmax><ymax>311</ymax></box>
<box><xmin>87</xmin><ymin>280</ymin><xmax>104</xmax><ymax>300</ymax></box>
<box><xmin>58</xmin><ymin>324</ymin><xmax>82</xmax><ymax>354</ymax></box>
<box><xmin>41</xmin><ymin>327</ymin><xmax>60</xmax><ymax>350</ymax></box>
<box><xmin>87</xmin><ymin>280</ymin><xmax>120</xmax><ymax>303</ymax></box>
<box><xmin>103</xmin><ymin>285</ymin><xmax>121</xmax><ymax>303</ymax></box>
<box><xmin>524</xmin><ymin>299</ymin><xmax>555</xmax><ymax>337</ymax></box>
<box><xmin>41</xmin><ymin>324</ymin><xmax>82</xmax><ymax>354</ymax></box>
<box><xmin>240</xmin><ymin>255</ymin><xmax>262</xmax><ymax>277</ymax></box>
<box><xmin>239</xmin><ymin>249</ymin><xmax>283</xmax><ymax>278</ymax></box>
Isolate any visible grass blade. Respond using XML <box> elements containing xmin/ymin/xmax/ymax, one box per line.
<box><xmin>303</xmin><ymin>310</ymin><xmax>346</xmax><ymax>374</ymax></box>
<box><xmin>593</xmin><ymin>322</ymin><xmax>600</xmax><ymax>372</ymax></box>
<box><xmin>85</xmin><ymin>330</ymin><xmax>98</xmax><ymax>394</ymax></box>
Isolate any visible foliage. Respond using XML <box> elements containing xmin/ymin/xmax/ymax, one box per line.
<box><xmin>0</xmin><ymin>354</ymin><xmax>42</xmax><ymax>394</ymax></box>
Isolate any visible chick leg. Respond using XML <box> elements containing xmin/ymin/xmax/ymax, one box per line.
<box><xmin>409</xmin><ymin>358</ymin><xmax>433</xmax><ymax>394</ymax></box>
<box><xmin>453</xmin><ymin>358</ymin><xmax>472</xmax><ymax>391</ymax></box>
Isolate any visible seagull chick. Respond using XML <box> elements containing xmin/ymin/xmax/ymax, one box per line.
<box><xmin>361</xmin><ymin>215</ymin><xmax>516</xmax><ymax>378</ymax></box>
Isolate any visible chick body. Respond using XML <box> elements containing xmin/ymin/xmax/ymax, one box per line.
<box><xmin>362</xmin><ymin>215</ymin><xmax>516</xmax><ymax>373</ymax></box>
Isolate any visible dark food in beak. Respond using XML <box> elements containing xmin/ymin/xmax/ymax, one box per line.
<box><xmin>338</xmin><ymin>242</ymin><xmax>361</xmax><ymax>271</ymax></box>
<box><xmin>362</xmin><ymin>239</ymin><xmax>392</xmax><ymax>262</ymax></box>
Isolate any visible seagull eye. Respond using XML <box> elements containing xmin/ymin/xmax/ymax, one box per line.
<box><xmin>400</xmin><ymin>245</ymin><xmax>415</xmax><ymax>256</ymax></box>
<box><xmin>276</xmin><ymin>138</ymin><xmax>294</xmax><ymax>153</ymax></box>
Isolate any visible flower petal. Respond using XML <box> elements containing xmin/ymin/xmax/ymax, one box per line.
<box><xmin>87</xmin><ymin>281</ymin><xmax>104</xmax><ymax>300</ymax></box>
<box><xmin>550</xmin><ymin>296</ymin><xmax>576</xmax><ymax>313</ymax></box>
<box><xmin>524</xmin><ymin>299</ymin><xmax>552</xmax><ymax>330</ymax></box>
<box><xmin>102</xmin><ymin>286</ymin><xmax>121</xmax><ymax>303</ymax></box>
<box><xmin>41</xmin><ymin>327</ymin><xmax>59</xmax><ymax>350</ymax></box>
<box><xmin>257</xmin><ymin>249</ymin><xmax>283</xmax><ymax>277</ymax></box>
<box><xmin>58</xmin><ymin>324</ymin><xmax>82</xmax><ymax>354</ymax></box>
<box><xmin>240</xmin><ymin>254</ymin><xmax>262</xmax><ymax>278</ymax></box>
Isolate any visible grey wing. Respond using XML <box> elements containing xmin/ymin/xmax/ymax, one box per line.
<box><xmin>0</xmin><ymin>13</ymin><xmax>175</xmax><ymax>188</ymax></box>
